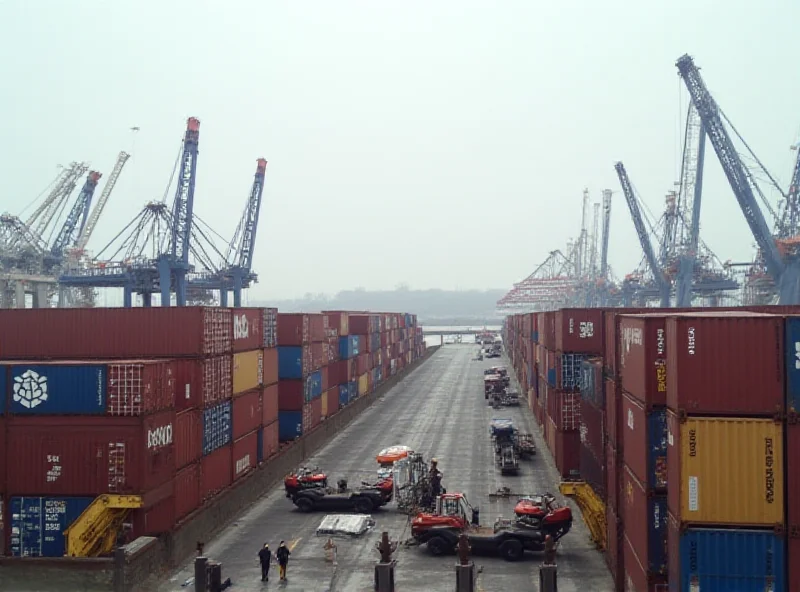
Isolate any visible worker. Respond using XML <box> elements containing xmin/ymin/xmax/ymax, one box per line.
<box><xmin>276</xmin><ymin>540</ymin><xmax>291</xmax><ymax>581</ymax></box>
<box><xmin>258</xmin><ymin>543</ymin><xmax>271</xmax><ymax>582</ymax></box>
<box><xmin>429</xmin><ymin>458</ymin><xmax>443</xmax><ymax>498</ymax></box>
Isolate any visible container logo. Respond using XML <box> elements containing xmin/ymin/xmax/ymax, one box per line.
<box><xmin>656</xmin><ymin>328</ymin><xmax>665</xmax><ymax>355</ymax></box>
<box><xmin>147</xmin><ymin>424</ymin><xmax>173</xmax><ymax>450</ymax></box>
<box><xmin>233</xmin><ymin>314</ymin><xmax>250</xmax><ymax>340</ymax></box>
<box><xmin>795</xmin><ymin>342</ymin><xmax>800</xmax><ymax>369</ymax></box>
<box><xmin>687</xmin><ymin>326</ymin><xmax>696</xmax><ymax>355</ymax></box>
<box><xmin>765</xmin><ymin>437</ymin><xmax>775</xmax><ymax>504</ymax></box>
<box><xmin>235</xmin><ymin>454</ymin><xmax>251</xmax><ymax>476</ymax></box>
<box><xmin>620</xmin><ymin>327</ymin><xmax>643</xmax><ymax>367</ymax></box>
<box><xmin>13</xmin><ymin>369</ymin><xmax>48</xmax><ymax>409</ymax></box>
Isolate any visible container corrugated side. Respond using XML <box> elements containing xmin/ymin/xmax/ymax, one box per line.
<box><xmin>201</xmin><ymin>445</ymin><xmax>232</xmax><ymax>501</ymax></box>
<box><xmin>622</xmin><ymin>532</ymin><xmax>666</xmax><ymax>592</ymax></box>
<box><xmin>606</xmin><ymin>441</ymin><xmax>619</xmax><ymax>513</ymax></box>
<box><xmin>666</xmin><ymin>412</ymin><xmax>784</xmax><ymax>526</ymax></box>
<box><xmin>202</xmin><ymin>400</ymin><xmax>232</xmax><ymax>456</ymax></box>
<box><xmin>174</xmin><ymin>356</ymin><xmax>232</xmax><ymax>411</ymax></box>
<box><xmin>3</xmin><ymin>363</ymin><xmax>107</xmax><ymax>415</ymax></box>
<box><xmin>358</xmin><ymin>373</ymin><xmax>369</xmax><ymax>396</ymax></box>
<box><xmin>107</xmin><ymin>360</ymin><xmax>175</xmax><ymax>416</ymax></box>
<box><xmin>262</xmin><ymin>383</ymin><xmax>278</xmax><ymax>425</ymax></box>
<box><xmin>231</xmin><ymin>307</ymin><xmax>264</xmax><ymax>353</ymax></box>
<box><xmin>232</xmin><ymin>430</ymin><xmax>258</xmax><ymax>482</ymax></box>
<box><xmin>554</xmin><ymin>308</ymin><xmax>604</xmax><ymax>354</ymax></box>
<box><xmin>232</xmin><ymin>389</ymin><xmax>262</xmax><ymax>440</ymax></box>
<box><xmin>621</xmin><ymin>465</ymin><xmax>667</xmax><ymax>575</ymax></box>
<box><xmin>9</xmin><ymin>496</ymin><xmax>93</xmax><ymax>557</ymax></box>
<box><xmin>605</xmin><ymin>505</ymin><xmax>623</xmax><ymax>591</ymax></box>
<box><xmin>605</xmin><ymin>378</ymin><xmax>621</xmax><ymax>451</ymax></box>
<box><xmin>621</xmin><ymin>393</ymin><xmax>667</xmax><ymax>490</ymax></box>
<box><xmin>665</xmin><ymin>313</ymin><xmax>784</xmax><ymax>415</ymax></box>
<box><xmin>278</xmin><ymin>410</ymin><xmax>302</xmax><ymax>441</ymax></box>
<box><xmin>667</xmin><ymin>514</ymin><xmax>786</xmax><ymax>592</ymax></box>
<box><xmin>579</xmin><ymin>396</ymin><xmax>604</xmax><ymax>462</ymax></box>
<box><xmin>261</xmin><ymin>420</ymin><xmax>279</xmax><ymax>459</ymax></box>
<box><xmin>618</xmin><ymin>315</ymin><xmax>667</xmax><ymax>406</ymax></box>
<box><xmin>277</xmin><ymin>313</ymin><xmax>310</xmax><ymax>346</ymax></box>
<box><xmin>263</xmin><ymin>347</ymin><xmax>278</xmax><ymax>386</ymax></box>
<box><xmin>262</xmin><ymin>308</ymin><xmax>278</xmax><ymax>349</ymax></box>
<box><xmin>232</xmin><ymin>349</ymin><xmax>264</xmax><ymax>395</ymax></box>
<box><xmin>175</xmin><ymin>409</ymin><xmax>202</xmax><ymax>470</ymax></box>
<box><xmin>0</xmin><ymin>307</ymin><xmax>232</xmax><ymax>358</ymax></box>
<box><xmin>175</xmin><ymin>462</ymin><xmax>201</xmax><ymax>521</ymax></box>
<box><xmin>277</xmin><ymin>346</ymin><xmax>310</xmax><ymax>380</ymax></box>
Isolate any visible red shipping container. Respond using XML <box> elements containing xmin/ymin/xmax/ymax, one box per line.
<box><xmin>277</xmin><ymin>314</ymin><xmax>310</xmax><ymax>346</ymax></box>
<box><xmin>791</xmin><ymin>537</ymin><xmax>800</xmax><ymax>592</ymax></box>
<box><xmin>623</xmin><ymin>532</ymin><xmax>667</xmax><ymax>592</ymax></box>
<box><xmin>606</xmin><ymin>505</ymin><xmax>623</xmax><ymax>592</ymax></box>
<box><xmin>303</xmin><ymin>398</ymin><xmax>322</xmax><ymax>433</ymax></box>
<box><xmin>552</xmin><ymin>422</ymin><xmax>580</xmax><ymax>479</ymax></box>
<box><xmin>555</xmin><ymin>308</ymin><xmax>603</xmax><ymax>354</ymax></box>
<box><xmin>262</xmin><ymin>383</ymin><xmax>278</xmax><ymax>426</ymax></box>
<box><xmin>261</xmin><ymin>420</ymin><xmax>279</xmax><ymax>459</ymax></box>
<box><xmin>0</xmin><ymin>416</ymin><xmax>5</xmax><ymax>492</ymax></box>
<box><xmin>618</xmin><ymin>315</ymin><xmax>668</xmax><ymax>406</ymax></box>
<box><xmin>278</xmin><ymin>380</ymin><xmax>303</xmax><ymax>411</ymax></box>
<box><xmin>580</xmin><ymin>398</ymin><xmax>604</xmax><ymax>461</ymax></box>
<box><xmin>175</xmin><ymin>409</ymin><xmax>202</xmax><ymax>470</ymax></box>
<box><xmin>606</xmin><ymin>441</ymin><xmax>619</xmax><ymax>512</ymax></box>
<box><xmin>546</xmin><ymin>389</ymin><xmax>580</xmax><ymax>432</ymax></box>
<box><xmin>232</xmin><ymin>430</ymin><xmax>258</xmax><ymax>482</ymax></box>
<box><xmin>232</xmin><ymin>389</ymin><xmax>262</xmax><ymax>440</ymax></box>
<box><xmin>321</xmin><ymin>366</ymin><xmax>329</xmax><ymax>392</ymax></box>
<box><xmin>787</xmin><ymin>423</ymin><xmax>800</xmax><ymax>583</ymax></box>
<box><xmin>7</xmin><ymin>411</ymin><xmax>176</xmax><ymax>496</ymax></box>
<box><xmin>311</xmin><ymin>342</ymin><xmax>324</xmax><ymax>371</ymax></box>
<box><xmin>325</xmin><ymin>388</ymin><xmax>339</xmax><ymax>417</ymax></box>
<box><xmin>666</xmin><ymin>312</ymin><xmax>784</xmax><ymax>415</ymax></box>
<box><xmin>538</xmin><ymin>312</ymin><xmax>555</xmax><ymax>350</ymax></box>
<box><xmin>174</xmin><ymin>462</ymin><xmax>201</xmax><ymax>521</ymax></box>
<box><xmin>328</xmin><ymin>360</ymin><xmax>343</xmax><ymax>387</ymax></box>
<box><xmin>605</xmin><ymin>378</ymin><xmax>621</xmax><ymax>451</ymax></box>
<box><xmin>622</xmin><ymin>465</ymin><xmax>667</xmax><ymax>577</ymax></box>
<box><xmin>201</xmin><ymin>445</ymin><xmax>232</xmax><ymax>501</ymax></box>
<box><xmin>231</xmin><ymin>307</ymin><xmax>263</xmax><ymax>353</ymax></box>
<box><xmin>0</xmin><ymin>307</ymin><xmax>231</xmax><ymax>358</ymax></box>
<box><xmin>174</xmin><ymin>356</ymin><xmax>232</xmax><ymax>410</ymax></box>
<box><xmin>621</xmin><ymin>392</ymin><xmax>667</xmax><ymax>490</ymax></box>
<box><xmin>323</xmin><ymin>311</ymin><xmax>349</xmax><ymax>336</ymax></box>
<box><xmin>104</xmin><ymin>359</ymin><xmax>176</xmax><ymax>416</ymax></box>
<box><xmin>356</xmin><ymin>352</ymin><xmax>370</xmax><ymax>375</ymax></box>
<box><xmin>132</xmin><ymin>486</ymin><xmax>176</xmax><ymax>536</ymax></box>
<box><xmin>350</xmin><ymin>315</ymin><xmax>370</xmax><ymax>335</ymax></box>
<box><xmin>308</xmin><ymin>314</ymin><xmax>325</xmax><ymax>342</ymax></box>
<box><xmin>579</xmin><ymin>441</ymin><xmax>606</xmax><ymax>500</ymax></box>
<box><xmin>262</xmin><ymin>348</ymin><xmax>278</xmax><ymax>386</ymax></box>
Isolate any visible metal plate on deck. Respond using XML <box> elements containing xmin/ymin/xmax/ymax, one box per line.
<box><xmin>316</xmin><ymin>514</ymin><xmax>375</xmax><ymax>537</ymax></box>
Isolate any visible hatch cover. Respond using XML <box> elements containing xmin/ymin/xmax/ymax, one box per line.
<box><xmin>316</xmin><ymin>514</ymin><xmax>375</xmax><ymax>537</ymax></box>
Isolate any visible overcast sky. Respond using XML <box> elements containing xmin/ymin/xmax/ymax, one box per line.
<box><xmin>1</xmin><ymin>1</ymin><xmax>798</xmax><ymax>300</ymax></box>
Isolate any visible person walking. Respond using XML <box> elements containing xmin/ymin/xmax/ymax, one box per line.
<box><xmin>276</xmin><ymin>541</ymin><xmax>291</xmax><ymax>581</ymax></box>
<box><xmin>258</xmin><ymin>543</ymin><xmax>272</xmax><ymax>582</ymax></box>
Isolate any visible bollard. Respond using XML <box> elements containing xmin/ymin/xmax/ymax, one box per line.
<box><xmin>113</xmin><ymin>546</ymin><xmax>126</xmax><ymax>592</ymax></box>
<box><xmin>374</xmin><ymin>531</ymin><xmax>397</xmax><ymax>592</ymax></box>
<box><xmin>194</xmin><ymin>556</ymin><xmax>208</xmax><ymax>592</ymax></box>
<box><xmin>539</xmin><ymin>565</ymin><xmax>557</xmax><ymax>591</ymax></box>
<box><xmin>454</xmin><ymin>533</ymin><xmax>476</xmax><ymax>592</ymax></box>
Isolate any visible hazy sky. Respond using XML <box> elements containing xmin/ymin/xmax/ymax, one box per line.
<box><xmin>2</xmin><ymin>1</ymin><xmax>799</xmax><ymax>300</ymax></box>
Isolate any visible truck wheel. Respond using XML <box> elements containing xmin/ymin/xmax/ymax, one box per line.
<box><xmin>294</xmin><ymin>497</ymin><xmax>314</xmax><ymax>513</ymax></box>
<box><xmin>426</xmin><ymin>536</ymin><xmax>450</xmax><ymax>557</ymax></box>
<box><xmin>354</xmin><ymin>497</ymin><xmax>374</xmax><ymax>513</ymax></box>
<box><xmin>498</xmin><ymin>539</ymin><xmax>524</xmax><ymax>561</ymax></box>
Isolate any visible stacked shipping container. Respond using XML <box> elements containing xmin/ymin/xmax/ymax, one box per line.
<box><xmin>503</xmin><ymin>306</ymin><xmax>796</xmax><ymax>591</ymax></box>
<box><xmin>0</xmin><ymin>306</ymin><xmax>424</xmax><ymax>557</ymax></box>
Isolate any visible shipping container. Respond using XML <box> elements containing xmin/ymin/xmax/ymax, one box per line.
<box><xmin>538</xmin><ymin>312</ymin><xmax>555</xmax><ymax>350</ymax></box>
<box><xmin>621</xmin><ymin>465</ymin><xmax>667</xmax><ymax>575</ymax></box>
<box><xmin>556</xmin><ymin>352</ymin><xmax>588</xmax><ymax>391</ymax></box>
<box><xmin>175</xmin><ymin>462</ymin><xmax>201</xmax><ymax>521</ymax></box>
<box><xmin>262</xmin><ymin>308</ymin><xmax>278</xmax><ymax>349</ymax></box>
<box><xmin>231</xmin><ymin>308</ymin><xmax>264</xmax><ymax>353</ymax></box>
<box><xmin>605</xmin><ymin>378</ymin><xmax>621</xmax><ymax>451</ymax></box>
<box><xmin>550</xmin><ymin>418</ymin><xmax>580</xmax><ymax>479</ymax></box>
<box><xmin>338</xmin><ymin>335</ymin><xmax>360</xmax><ymax>360</ymax></box>
<box><xmin>667</xmin><ymin>515</ymin><xmax>787</xmax><ymax>592</ymax></box>
<box><xmin>277</xmin><ymin>313</ymin><xmax>310</xmax><ymax>346</ymax></box>
<box><xmin>175</xmin><ymin>409</ymin><xmax>202</xmax><ymax>470</ymax></box>
<box><xmin>310</xmin><ymin>342</ymin><xmax>324</xmax><ymax>371</ymax></box>
<box><xmin>9</xmin><ymin>496</ymin><xmax>93</xmax><ymax>557</ymax></box>
<box><xmin>261</xmin><ymin>420</ymin><xmax>279</xmax><ymax>459</ymax></box>
<box><xmin>323</xmin><ymin>311</ymin><xmax>349</xmax><ymax>336</ymax></box>
<box><xmin>278</xmin><ymin>410</ymin><xmax>302</xmax><ymax>441</ymax></box>
<box><xmin>622</xmin><ymin>532</ymin><xmax>667</xmax><ymax>592</ymax></box>
<box><xmin>606</xmin><ymin>505</ymin><xmax>623</xmax><ymax>591</ymax></box>
<box><xmin>0</xmin><ymin>307</ymin><xmax>232</xmax><ymax>358</ymax></box>
<box><xmin>203</xmin><ymin>400</ymin><xmax>233</xmax><ymax>456</ymax></box>
<box><xmin>6</xmin><ymin>411</ymin><xmax>176</xmax><ymax>496</ymax></box>
<box><xmin>263</xmin><ymin>347</ymin><xmax>278</xmax><ymax>387</ymax></box>
<box><xmin>323</xmin><ymin>388</ymin><xmax>338</xmax><ymax>418</ymax></box>
<box><xmin>666</xmin><ymin>412</ymin><xmax>784</xmax><ymax>526</ymax></box>
<box><xmin>174</xmin><ymin>356</ymin><xmax>232</xmax><ymax>410</ymax></box>
<box><xmin>579</xmin><ymin>441</ymin><xmax>605</xmax><ymax>500</ymax></box>
<box><xmin>309</xmin><ymin>314</ymin><xmax>325</xmax><ymax>342</ymax></box>
<box><xmin>666</xmin><ymin>313</ymin><xmax>784</xmax><ymax>415</ymax></box>
<box><xmin>618</xmin><ymin>315</ymin><xmax>668</xmax><ymax>406</ymax></box>
<box><xmin>0</xmin><ymin>416</ymin><xmax>5</xmax><ymax>492</ymax></box>
<box><xmin>262</xmin><ymin>383</ymin><xmax>278</xmax><ymax>426</ymax></box>
<box><xmin>606</xmin><ymin>441</ymin><xmax>619</xmax><ymax>512</ymax></box>
<box><xmin>278</xmin><ymin>379</ymin><xmax>304</xmax><ymax>411</ymax></box>
<box><xmin>232</xmin><ymin>349</ymin><xmax>263</xmax><ymax>395</ymax></box>
<box><xmin>232</xmin><ymin>389</ymin><xmax>262</xmax><ymax>440</ymax></box>
<box><xmin>131</xmin><ymin>482</ymin><xmax>177</xmax><ymax>536</ymax></box>
<box><xmin>232</xmin><ymin>430</ymin><xmax>258</xmax><ymax>481</ymax></box>
<box><xmin>277</xmin><ymin>346</ymin><xmax>311</xmax><ymax>380</ymax></box>
<box><xmin>358</xmin><ymin>372</ymin><xmax>369</xmax><ymax>396</ymax></box>
<box><xmin>4</xmin><ymin>362</ymin><xmax>107</xmax><ymax>415</ymax></box>
<box><xmin>579</xmin><ymin>358</ymin><xmax>603</xmax><ymax>408</ymax></box>
<box><xmin>621</xmin><ymin>393</ymin><xmax>667</xmax><ymax>491</ymax></box>
<box><xmin>579</xmin><ymin>397</ymin><xmax>604</xmax><ymax>462</ymax></box>
<box><xmin>305</xmin><ymin>371</ymin><xmax>323</xmax><ymax>401</ymax></box>
<box><xmin>304</xmin><ymin>397</ymin><xmax>322</xmax><ymax>433</ymax></box>
<box><xmin>554</xmin><ymin>308</ymin><xmax>604</xmax><ymax>354</ymax></box>
<box><xmin>546</xmin><ymin>389</ymin><xmax>580</xmax><ymax>432</ymax></box>
<box><xmin>349</xmin><ymin>314</ymin><xmax>377</xmax><ymax>336</ymax></box>
<box><xmin>201</xmin><ymin>445</ymin><xmax>232</xmax><ymax>501</ymax></box>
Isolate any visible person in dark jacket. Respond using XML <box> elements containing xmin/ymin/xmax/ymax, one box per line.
<box><xmin>276</xmin><ymin>541</ymin><xmax>291</xmax><ymax>581</ymax></box>
<box><xmin>258</xmin><ymin>543</ymin><xmax>271</xmax><ymax>582</ymax></box>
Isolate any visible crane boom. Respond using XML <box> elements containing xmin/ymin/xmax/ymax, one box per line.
<box><xmin>76</xmin><ymin>152</ymin><xmax>130</xmax><ymax>252</ymax></box>
<box><xmin>27</xmin><ymin>162</ymin><xmax>89</xmax><ymax>239</ymax></box>
<box><xmin>50</xmin><ymin>171</ymin><xmax>102</xmax><ymax>257</ymax></box>
<box><xmin>233</xmin><ymin>158</ymin><xmax>267</xmax><ymax>272</ymax></box>
<box><xmin>170</xmin><ymin>118</ymin><xmax>200</xmax><ymax>266</ymax></box>
<box><xmin>600</xmin><ymin>189</ymin><xmax>611</xmax><ymax>280</ymax></box>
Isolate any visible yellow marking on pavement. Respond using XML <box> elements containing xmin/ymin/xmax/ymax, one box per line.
<box><xmin>288</xmin><ymin>538</ymin><xmax>301</xmax><ymax>551</ymax></box>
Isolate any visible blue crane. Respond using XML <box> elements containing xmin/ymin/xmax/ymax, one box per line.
<box><xmin>49</xmin><ymin>170</ymin><xmax>102</xmax><ymax>261</ymax></box>
<box><xmin>598</xmin><ymin>189</ymin><xmax>612</xmax><ymax>306</ymax></box>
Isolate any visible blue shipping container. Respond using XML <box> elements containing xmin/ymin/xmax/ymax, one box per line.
<box><xmin>673</xmin><ymin>527</ymin><xmax>786</xmax><ymax>591</ymax></box>
<box><xmin>202</xmin><ymin>400</ymin><xmax>232</xmax><ymax>455</ymax></box>
<box><xmin>646</xmin><ymin>495</ymin><xmax>668</xmax><ymax>574</ymax></box>
<box><xmin>532</xmin><ymin>330</ymin><xmax>538</xmax><ymax>342</ymax></box>
<box><xmin>10</xmin><ymin>496</ymin><xmax>93</xmax><ymax>557</ymax></box>
<box><xmin>348</xmin><ymin>381</ymin><xmax>359</xmax><ymax>403</ymax></box>
<box><xmin>546</xmin><ymin>368</ymin><xmax>556</xmax><ymax>387</ymax></box>
<box><xmin>338</xmin><ymin>335</ymin><xmax>361</xmax><ymax>360</ymax></box>
<box><xmin>646</xmin><ymin>408</ymin><xmax>668</xmax><ymax>490</ymax></box>
<box><xmin>304</xmin><ymin>371</ymin><xmax>322</xmax><ymax>402</ymax></box>
<box><xmin>278</xmin><ymin>410</ymin><xmax>303</xmax><ymax>441</ymax></box>
<box><xmin>257</xmin><ymin>427</ymin><xmax>264</xmax><ymax>463</ymax></box>
<box><xmin>339</xmin><ymin>384</ymin><xmax>349</xmax><ymax>408</ymax></box>
<box><xmin>278</xmin><ymin>346</ymin><xmax>306</xmax><ymax>380</ymax></box>
<box><xmin>4</xmin><ymin>364</ymin><xmax>107</xmax><ymax>415</ymax></box>
<box><xmin>785</xmin><ymin>317</ymin><xmax>800</xmax><ymax>413</ymax></box>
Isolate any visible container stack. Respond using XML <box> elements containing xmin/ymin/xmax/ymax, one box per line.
<box><xmin>277</xmin><ymin>313</ymin><xmax>320</xmax><ymax>442</ymax></box>
<box><xmin>349</xmin><ymin>314</ymin><xmax>381</xmax><ymax>397</ymax></box>
<box><xmin>328</xmin><ymin>311</ymin><xmax>360</xmax><ymax>410</ymax></box>
<box><xmin>319</xmin><ymin>313</ymin><xmax>341</xmax><ymax>421</ymax></box>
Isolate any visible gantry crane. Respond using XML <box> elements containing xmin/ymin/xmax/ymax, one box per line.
<box><xmin>49</xmin><ymin>171</ymin><xmax>102</xmax><ymax>261</ymax></box>
<box><xmin>598</xmin><ymin>189</ymin><xmax>613</xmax><ymax>306</ymax></box>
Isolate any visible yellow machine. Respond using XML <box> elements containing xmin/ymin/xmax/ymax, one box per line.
<box><xmin>558</xmin><ymin>481</ymin><xmax>606</xmax><ymax>550</ymax></box>
<box><xmin>64</xmin><ymin>494</ymin><xmax>143</xmax><ymax>557</ymax></box>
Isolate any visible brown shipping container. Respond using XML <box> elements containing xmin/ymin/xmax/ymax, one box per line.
<box><xmin>7</xmin><ymin>411</ymin><xmax>176</xmax><ymax>496</ymax></box>
<box><xmin>666</xmin><ymin>411</ymin><xmax>784</xmax><ymax>526</ymax></box>
<box><xmin>262</xmin><ymin>383</ymin><xmax>278</xmax><ymax>426</ymax></box>
<box><xmin>555</xmin><ymin>308</ymin><xmax>604</xmax><ymax>354</ymax></box>
<box><xmin>0</xmin><ymin>416</ymin><xmax>5</xmax><ymax>492</ymax></box>
<box><xmin>580</xmin><ymin>397</ymin><xmax>604</xmax><ymax>461</ymax></box>
<box><xmin>262</xmin><ymin>347</ymin><xmax>278</xmax><ymax>386</ymax></box>
<box><xmin>309</xmin><ymin>314</ymin><xmax>325</xmax><ymax>342</ymax></box>
<box><xmin>311</xmin><ymin>342</ymin><xmax>324</xmax><ymax>371</ymax></box>
<box><xmin>623</xmin><ymin>532</ymin><xmax>667</xmax><ymax>592</ymax></box>
<box><xmin>277</xmin><ymin>313</ymin><xmax>310</xmax><ymax>346</ymax></box>
<box><xmin>538</xmin><ymin>312</ymin><xmax>555</xmax><ymax>350</ymax></box>
<box><xmin>174</xmin><ymin>356</ymin><xmax>232</xmax><ymax>410</ymax></box>
<box><xmin>261</xmin><ymin>420</ymin><xmax>279</xmax><ymax>460</ymax></box>
<box><xmin>201</xmin><ymin>445</ymin><xmax>232</xmax><ymax>501</ymax></box>
<box><xmin>321</xmin><ymin>366</ymin><xmax>329</xmax><ymax>392</ymax></box>
<box><xmin>349</xmin><ymin>315</ymin><xmax>371</xmax><ymax>336</ymax></box>
<box><xmin>790</xmin><ymin>538</ymin><xmax>800</xmax><ymax>592</ymax></box>
<box><xmin>232</xmin><ymin>430</ymin><xmax>258</xmax><ymax>482</ymax></box>
<box><xmin>305</xmin><ymin>397</ymin><xmax>322</xmax><ymax>432</ymax></box>
<box><xmin>665</xmin><ymin>313</ymin><xmax>784</xmax><ymax>415</ymax></box>
<box><xmin>0</xmin><ymin>307</ymin><xmax>232</xmax><ymax>358</ymax></box>
<box><xmin>232</xmin><ymin>389</ymin><xmax>262</xmax><ymax>440</ymax></box>
<box><xmin>231</xmin><ymin>307</ymin><xmax>263</xmax><ymax>353</ymax></box>
<box><xmin>621</xmin><ymin>392</ymin><xmax>666</xmax><ymax>490</ymax></box>
<box><xmin>606</xmin><ymin>441</ymin><xmax>619</xmax><ymax>512</ymax></box>
<box><xmin>621</xmin><ymin>465</ymin><xmax>667</xmax><ymax>576</ymax></box>
<box><xmin>278</xmin><ymin>380</ymin><xmax>304</xmax><ymax>411</ymax></box>
<box><xmin>605</xmin><ymin>378</ymin><xmax>621</xmax><ymax>450</ymax></box>
<box><xmin>618</xmin><ymin>315</ymin><xmax>668</xmax><ymax>406</ymax></box>
<box><xmin>104</xmin><ymin>359</ymin><xmax>176</xmax><ymax>416</ymax></box>
<box><xmin>174</xmin><ymin>462</ymin><xmax>201</xmax><ymax>521</ymax></box>
<box><xmin>547</xmin><ymin>389</ymin><xmax>580</xmax><ymax>432</ymax></box>
<box><xmin>606</xmin><ymin>505</ymin><xmax>623</xmax><ymax>592</ymax></box>
<box><xmin>132</xmin><ymin>487</ymin><xmax>176</xmax><ymax>536</ymax></box>
<box><xmin>174</xmin><ymin>409</ymin><xmax>202</xmax><ymax>470</ymax></box>
<box><xmin>786</xmin><ymin>423</ymin><xmax>800</xmax><ymax>534</ymax></box>
<box><xmin>579</xmin><ymin>442</ymin><xmax>606</xmax><ymax>500</ymax></box>
<box><xmin>323</xmin><ymin>311</ymin><xmax>349</xmax><ymax>336</ymax></box>
<box><xmin>325</xmin><ymin>388</ymin><xmax>339</xmax><ymax>417</ymax></box>
<box><xmin>552</xmin><ymin>421</ymin><xmax>580</xmax><ymax>479</ymax></box>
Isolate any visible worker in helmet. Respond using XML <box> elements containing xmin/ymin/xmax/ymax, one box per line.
<box><xmin>429</xmin><ymin>458</ymin><xmax>443</xmax><ymax>499</ymax></box>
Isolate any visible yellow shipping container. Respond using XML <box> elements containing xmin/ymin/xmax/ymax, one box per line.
<box><xmin>671</xmin><ymin>415</ymin><xmax>783</xmax><ymax>526</ymax></box>
<box><xmin>233</xmin><ymin>349</ymin><xmax>264</xmax><ymax>395</ymax></box>
<box><xmin>358</xmin><ymin>372</ymin><xmax>369</xmax><ymax>396</ymax></box>
<box><xmin>321</xmin><ymin>390</ymin><xmax>328</xmax><ymax>417</ymax></box>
